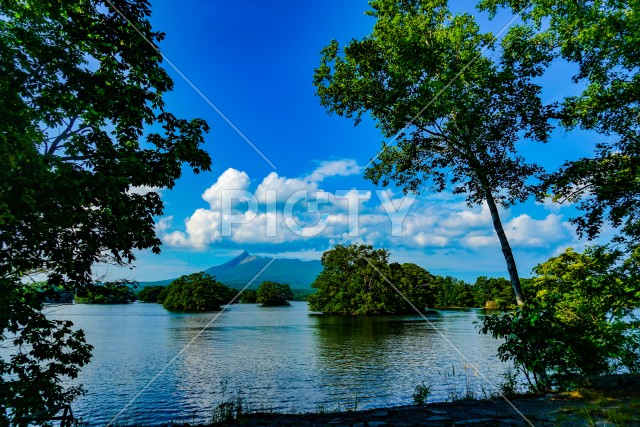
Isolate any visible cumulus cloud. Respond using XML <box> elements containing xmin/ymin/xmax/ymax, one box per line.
<box><xmin>202</xmin><ymin>168</ymin><xmax>251</xmax><ymax>209</ymax></box>
<box><xmin>157</xmin><ymin>159</ymin><xmax>580</xmax><ymax>269</ymax></box>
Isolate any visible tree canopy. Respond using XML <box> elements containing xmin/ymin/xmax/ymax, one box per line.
<box><xmin>0</xmin><ymin>0</ymin><xmax>211</xmax><ymax>423</ymax></box>
<box><xmin>256</xmin><ymin>281</ymin><xmax>294</xmax><ymax>306</ymax></box>
<box><xmin>308</xmin><ymin>244</ymin><xmax>395</xmax><ymax>315</ymax></box>
<box><xmin>481</xmin><ymin>246</ymin><xmax>640</xmax><ymax>391</ymax></box>
<box><xmin>478</xmin><ymin>0</ymin><xmax>640</xmax><ymax>248</ymax></box>
<box><xmin>75</xmin><ymin>282</ymin><xmax>136</xmax><ymax>304</ymax></box>
<box><xmin>137</xmin><ymin>285</ymin><xmax>167</xmax><ymax>303</ymax></box>
<box><xmin>162</xmin><ymin>273</ymin><xmax>235</xmax><ymax>312</ymax></box>
<box><xmin>308</xmin><ymin>244</ymin><xmax>473</xmax><ymax>315</ymax></box>
<box><xmin>314</xmin><ymin>0</ymin><xmax>554</xmax><ymax>305</ymax></box>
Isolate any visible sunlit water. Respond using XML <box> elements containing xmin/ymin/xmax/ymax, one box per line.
<box><xmin>41</xmin><ymin>302</ymin><xmax>510</xmax><ymax>426</ymax></box>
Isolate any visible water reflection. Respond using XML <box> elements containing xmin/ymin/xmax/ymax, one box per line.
<box><xmin>311</xmin><ymin>313</ymin><xmax>446</xmax><ymax>408</ymax></box>
<box><xmin>41</xmin><ymin>302</ymin><xmax>508</xmax><ymax>426</ymax></box>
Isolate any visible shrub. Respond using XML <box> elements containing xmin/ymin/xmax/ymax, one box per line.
<box><xmin>480</xmin><ymin>246</ymin><xmax>640</xmax><ymax>392</ymax></box>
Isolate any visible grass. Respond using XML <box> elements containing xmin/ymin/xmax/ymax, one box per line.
<box><xmin>433</xmin><ymin>364</ymin><xmax>521</xmax><ymax>402</ymax></box>
<box><xmin>551</xmin><ymin>387</ymin><xmax>640</xmax><ymax>426</ymax></box>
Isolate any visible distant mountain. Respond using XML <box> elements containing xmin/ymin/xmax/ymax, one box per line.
<box><xmin>138</xmin><ymin>251</ymin><xmax>323</xmax><ymax>289</ymax></box>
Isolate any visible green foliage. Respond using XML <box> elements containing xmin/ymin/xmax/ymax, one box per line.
<box><xmin>0</xmin><ymin>281</ymin><xmax>92</xmax><ymax>426</ymax></box>
<box><xmin>162</xmin><ymin>273</ymin><xmax>235</xmax><ymax>312</ymax></box>
<box><xmin>29</xmin><ymin>282</ymin><xmax>75</xmax><ymax>303</ymax></box>
<box><xmin>413</xmin><ymin>382</ymin><xmax>432</xmax><ymax>405</ymax></box>
<box><xmin>75</xmin><ymin>282</ymin><xmax>135</xmax><ymax>304</ymax></box>
<box><xmin>314</xmin><ymin>0</ymin><xmax>556</xmax><ymax>304</ymax></box>
<box><xmin>291</xmin><ymin>288</ymin><xmax>315</xmax><ymax>301</ymax></box>
<box><xmin>256</xmin><ymin>282</ymin><xmax>294</xmax><ymax>306</ymax></box>
<box><xmin>480</xmin><ymin>246</ymin><xmax>640</xmax><ymax>392</ymax></box>
<box><xmin>0</xmin><ymin>1</ymin><xmax>211</xmax><ymax>421</ymax></box>
<box><xmin>308</xmin><ymin>244</ymin><xmax>397</xmax><ymax>315</ymax></box>
<box><xmin>308</xmin><ymin>244</ymin><xmax>472</xmax><ymax>315</ymax></box>
<box><xmin>478</xmin><ymin>0</ymin><xmax>640</xmax><ymax>248</ymax></box>
<box><xmin>473</xmin><ymin>276</ymin><xmax>516</xmax><ymax>309</ymax></box>
<box><xmin>157</xmin><ymin>287</ymin><xmax>169</xmax><ymax>305</ymax></box>
<box><xmin>389</xmin><ymin>262</ymin><xmax>438</xmax><ymax>310</ymax></box>
<box><xmin>137</xmin><ymin>285</ymin><xmax>166</xmax><ymax>303</ymax></box>
<box><xmin>238</xmin><ymin>289</ymin><xmax>257</xmax><ymax>304</ymax></box>
<box><xmin>432</xmin><ymin>276</ymin><xmax>475</xmax><ymax>308</ymax></box>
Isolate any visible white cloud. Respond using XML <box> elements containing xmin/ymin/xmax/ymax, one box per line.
<box><xmin>202</xmin><ymin>168</ymin><xmax>251</xmax><ymax>209</ymax></box>
<box><xmin>307</xmin><ymin>159</ymin><xmax>361</xmax><ymax>182</ymax></box>
<box><xmin>157</xmin><ymin>160</ymin><xmax>581</xmax><ymax>274</ymax></box>
<box><xmin>255</xmin><ymin>172</ymin><xmax>316</xmax><ymax>204</ymax></box>
<box><xmin>127</xmin><ymin>185</ymin><xmax>164</xmax><ymax>196</ymax></box>
<box><xmin>441</xmin><ymin>201</ymin><xmax>494</xmax><ymax>229</ymax></box>
<box><xmin>413</xmin><ymin>232</ymin><xmax>449</xmax><ymax>247</ymax></box>
<box><xmin>535</xmin><ymin>196</ymin><xmax>573</xmax><ymax>213</ymax></box>
<box><xmin>505</xmin><ymin>213</ymin><xmax>573</xmax><ymax>247</ymax></box>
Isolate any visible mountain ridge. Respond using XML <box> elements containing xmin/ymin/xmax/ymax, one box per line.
<box><xmin>138</xmin><ymin>251</ymin><xmax>322</xmax><ymax>289</ymax></box>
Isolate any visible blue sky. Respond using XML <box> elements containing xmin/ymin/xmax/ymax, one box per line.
<box><xmin>100</xmin><ymin>0</ymin><xmax>609</xmax><ymax>284</ymax></box>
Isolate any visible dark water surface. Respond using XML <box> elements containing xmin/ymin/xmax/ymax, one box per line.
<box><xmin>46</xmin><ymin>302</ymin><xmax>509</xmax><ymax>426</ymax></box>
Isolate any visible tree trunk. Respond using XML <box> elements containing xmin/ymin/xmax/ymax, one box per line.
<box><xmin>484</xmin><ymin>188</ymin><xmax>525</xmax><ymax>306</ymax></box>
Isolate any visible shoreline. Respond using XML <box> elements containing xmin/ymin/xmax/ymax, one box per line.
<box><xmin>187</xmin><ymin>384</ymin><xmax>640</xmax><ymax>427</ymax></box>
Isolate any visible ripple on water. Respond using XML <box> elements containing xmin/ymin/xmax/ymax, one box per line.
<box><xmin>42</xmin><ymin>302</ymin><xmax>510</xmax><ymax>426</ymax></box>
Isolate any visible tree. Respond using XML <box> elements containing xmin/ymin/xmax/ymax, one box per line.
<box><xmin>478</xmin><ymin>0</ymin><xmax>640</xmax><ymax>248</ymax></box>
<box><xmin>137</xmin><ymin>285</ymin><xmax>167</xmax><ymax>303</ymax></box>
<box><xmin>389</xmin><ymin>262</ymin><xmax>438</xmax><ymax>310</ymax></box>
<box><xmin>162</xmin><ymin>273</ymin><xmax>234</xmax><ymax>312</ymax></box>
<box><xmin>308</xmin><ymin>244</ymin><xmax>397</xmax><ymax>315</ymax></box>
<box><xmin>432</xmin><ymin>276</ymin><xmax>475</xmax><ymax>308</ymax></box>
<box><xmin>481</xmin><ymin>246</ymin><xmax>640</xmax><ymax>391</ymax></box>
<box><xmin>74</xmin><ymin>282</ymin><xmax>136</xmax><ymax>304</ymax></box>
<box><xmin>256</xmin><ymin>282</ymin><xmax>294</xmax><ymax>306</ymax></box>
<box><xmin>314</xmin><ymin>0</ymin><xmax>553</xmax><ymax>305</ymax></box>
<box><xmin>473</xmin><ymin>276</ymin><xmax>516</xmax><ymax>309</ymax></box>
<box><xmin>0</xmin><ymin>283</ymin><xmax>92</xmax><ymax>426</ymax></box>
<box><xmin>238</xmin><ymin>289</ymin><xmax>258</xmax><ymax>304</ymax></box>
<box><xmin>0</xmin><ymin>0</ymin><xmax>211</xmax><ymax>423</ymax></box>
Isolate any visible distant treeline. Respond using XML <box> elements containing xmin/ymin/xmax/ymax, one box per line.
<box><xmin>39</xmin><ymin>263</ymin><xmax>520</xmax><ymax>311</ymax></box>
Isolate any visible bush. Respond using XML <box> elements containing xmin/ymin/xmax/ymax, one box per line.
<box><xmin>413</xmin><ymin>382</ymin><xmax>432</xmax><ymax>405</ymax></box>
<box><xmin>480</xmin><ymin>246</ymin><xmax>640</xmax><ymax>392</ymax></box>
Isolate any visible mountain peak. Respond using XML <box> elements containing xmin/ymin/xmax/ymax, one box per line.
<box><xmin>219</xmin><ymin>250</ymin><xmax>252</xmax><ymax>268</ymax></box>
<box><xmin>139</xmin><ymin>250</ymin><xmax>322</xmax><ymax>289</ymax></box>
<box><xmin>203</xmin><ymin>252</ymin><xmax>322</xmax><ymax>289</ymax></box>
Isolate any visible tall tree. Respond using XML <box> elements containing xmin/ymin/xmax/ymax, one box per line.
<box><xmin>478</xmin><ymin>0</ymin><xmax>640</xmax><ymax>248</ymax></box>
<box><xmin>313</xmin><ymin>0</ymin><xmax>552</xmax><ymax>305</ymax></box>
<box><xmin>0</xmin><ymin>0</ymin><xmax>211</xmax><ymax>423</ymax></box>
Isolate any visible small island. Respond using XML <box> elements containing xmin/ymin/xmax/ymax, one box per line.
<box><xmin>256</xmin><ymin>281</ymin><xmax>294</xmax><ymax>306</ymax></box>
<box><xmin>161</xmin><ymin>272</ymin><xmax>236</xmax><ymax>312</ymax></box>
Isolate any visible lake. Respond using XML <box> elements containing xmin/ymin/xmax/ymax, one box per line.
<box><xmin>46</xmin><ymin>302</ymin><xmax>512</xmax><ymax>426</ymax></box>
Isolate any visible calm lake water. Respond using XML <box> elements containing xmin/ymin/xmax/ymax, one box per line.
<box><xmin>45</xmin><ymin>302</ymin><xmax>511</xmax><ymax>426</ymax></box>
